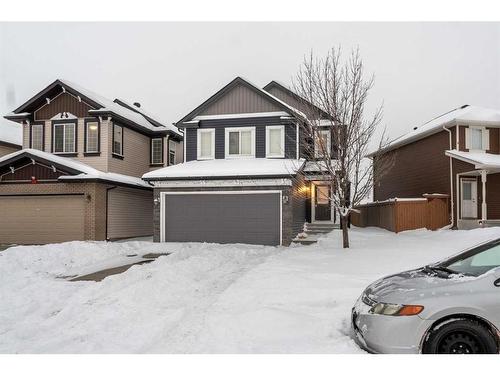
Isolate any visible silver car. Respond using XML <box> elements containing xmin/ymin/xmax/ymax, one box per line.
<box><xmin>352</xmin><ymin>238</ymin><xmax>500</xmax><ymax>354</ymax></box>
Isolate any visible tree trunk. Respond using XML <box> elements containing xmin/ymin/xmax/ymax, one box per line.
<box><xmin>340</xmin><ymin>214</ymin><xmax>349</xmax><ymax>248</ymax></box>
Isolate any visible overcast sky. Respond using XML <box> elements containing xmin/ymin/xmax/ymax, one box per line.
<box><xmin>1</xmin><ymin>22</ymin><xmax>499</xmax><ymax>140</ymax></box>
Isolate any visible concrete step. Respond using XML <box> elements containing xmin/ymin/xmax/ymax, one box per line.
<box><xmin>292</xmin><ymin>238</ymin><xmax>318</xmax><ymax>245</ymax></box>
<box><xmin>305</xmin><ymin>229</ymin><xmax>334</xmax><ymax>234</ymax></box>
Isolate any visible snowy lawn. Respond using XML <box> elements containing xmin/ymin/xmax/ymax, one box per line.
<box><xmin>1</xmin><ymin>227</ymin><xmax>500</xmax><ymax>353</ymax></box>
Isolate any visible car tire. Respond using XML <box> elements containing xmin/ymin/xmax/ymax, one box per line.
<box><xmin>423</xmin><ymin>319</ymin><xmax>498</xmax><ymax>354</ymax></box>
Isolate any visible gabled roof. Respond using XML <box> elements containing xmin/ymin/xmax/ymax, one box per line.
<box><xmin>0</xmin><ymin>149</ymin><xmax>150</xmax><ymax>189</ymax></box>
<box><xmin>373</xmin><ymin>105</ymin><xmax>500</xmax><ymax>156</ymax></box>
<box><xmin>263</xmin><ymin>80</ymin><xmax>331</xmax><ymax>119</ymax></box>
<box><xmin>0</xmin><ymin>119</ymin><xmax>22</xmax><ymax>147</ymax></box>
<box><xmin>142</xmin><ymin>158</ymin><xmax>305</xmax><ymax>180</ymax></box>
<box><xmin>175</xmin><ymin>77</ymin><xmax>306</xmax><ymax>126</ymax></box>
<box><xmin>4</xmin><ymin>79</ymin><xmax>181</xmax><ymax>138</ymax></box>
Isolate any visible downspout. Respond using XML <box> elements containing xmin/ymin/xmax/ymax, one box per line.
<box><xmin>443</xmin><ymin>125</ymin><xmax>455</xmax><ymax>227</ymax></box>
<box><xmin>165</xmin><ymin>134</ymin><xmax>170</xmax><ymax>166</ymax></box>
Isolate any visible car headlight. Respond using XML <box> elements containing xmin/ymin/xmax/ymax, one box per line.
<box><xmin>370</xmin><ymin>303</ymin><xmax>424</xmax><ymax>316</ymax></box>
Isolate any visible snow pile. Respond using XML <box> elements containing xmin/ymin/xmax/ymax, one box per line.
<box><xmin>1</xmin><ymin>227</ymin><xmax>500</xmax><ymax>353</ymax></box>
<box><xmin>0</xmin><ymin>119</ymin><xmax>22</xmax><ymax>146</ymax></box>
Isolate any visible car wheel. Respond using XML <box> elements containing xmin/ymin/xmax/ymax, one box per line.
<box><xmin>423</xmin><ymin>319</ymin><xmax>498</xmax><ymax>354</ymax></box>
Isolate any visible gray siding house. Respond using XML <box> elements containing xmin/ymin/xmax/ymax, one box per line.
<box><xmin>143</xmin><ymin>77</ymin><xmax>338</xmax><ymax>246</ymax></box>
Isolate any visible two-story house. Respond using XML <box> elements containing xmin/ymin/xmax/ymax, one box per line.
<box><xmin>371</xmin><ymin>104</ymin><xmax>500</xmax><ymax>230</ymax></box>
<box><xmin>143</xmin><ymin>77</ymin><xmax>338</xmax><ymax>246</ymax></box>
<box><xmin>0</xmin><ymin>79</ymin><xmax>183</xmax><ymax>244</ymax></box>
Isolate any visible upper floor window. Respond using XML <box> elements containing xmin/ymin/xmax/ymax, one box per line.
<box><xmin>466</xmin><ymin>126</ymin><xmax>489</xmax><ymax>152</ymax></box>
<box><xmin>85</xmin><ymin>121</ymin><xmax>99</xmax><ymax>153</ymax></box>
<box><xmin>314</xmin><ymin>129</ymin><xmax>331</xmax><ymax>158</ymax></box>
<box><xmin>225</xmin><ymin>127</ymin><xmax>255</xmax><ymax>158</ymax></box>
<box><xmin>169</xmin><ymin>140</ymin><xmax>176</xmax><ymax>165</ymax></box>
<box><xmin>53</xmin><ymin>122</ymin><xmax>76</xmax><ymax>154</ymax></box>
<box><xmin>197</xmin><ymin>128</ymin><xmax>215</xmax><ymax>160</ymax></box>
<box><xmin>151</xmin><ymin>138</ymin><xmax>163</xmax><ymax>165</ymax></box>
<box><xmin>113</xmin><ymin>124</ymin><xmax>124</xmax><ymax>156</ymax></box>
<box><xmin>266</xmin><ymin>125</ymin><xmax>285</xmax><ymax>158</ymax></box>
<box><xmin>30</xmin><ymin>124</ymin><xmax>44</xmax><ymax>151</ymax></box>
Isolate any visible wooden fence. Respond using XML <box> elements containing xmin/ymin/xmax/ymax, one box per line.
<box><xmin>351</xmin><ymin>194</ymin><xmax>450</xmax><ymax>233</ymax></box>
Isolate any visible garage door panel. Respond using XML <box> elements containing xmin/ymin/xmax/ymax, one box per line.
<box><xmin>0</xmin><ymin>195</ymin><xmax>85</xmax><ymax>245</ymax></box>
<box><xmin>164</xmin><ymin>192</ymin><xmax>280</xmax><ymax>246</ymax></box>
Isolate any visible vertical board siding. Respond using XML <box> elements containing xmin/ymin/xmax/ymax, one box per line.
<box><xmin>34</xmin><ymin>92</ymin><xmax>93</xmax><ymax>120</ymax></box>
<box><xmin>200</xmin><ymin>83</ymin><xmax>282</xmax><ymax>115</ymax></box>
<box><xmin>107</xmin><ymin>187</ymin><xmax>153</xmax><ymax>239</ymax></box>
<box><xmin>186</xmin><ymin>128</ymin><xmax>198</xmax><ymax>161</ymax></box>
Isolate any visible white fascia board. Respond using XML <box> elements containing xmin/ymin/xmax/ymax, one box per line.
<box><xmin>150</xmin><ymin>178</ymin><xmax>292</xmax><ymax>188</ymax></box>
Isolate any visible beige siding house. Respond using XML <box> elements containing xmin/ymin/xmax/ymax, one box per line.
<box><xmin>1</xmin><ymin>79</ymin><xmax>183</xmax><ymax>245</ymax></box>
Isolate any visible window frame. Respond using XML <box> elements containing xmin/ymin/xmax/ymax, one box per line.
<box><xmin>29</xmin><ymin>122</ymin><xmax>45</xmax><ymax>151</ymax></box>
<box><xmin>466</xmin><ymin>125</ymin><xmax>489</xmax><ymax>152</ymax></box>
<box><xmin>52</xmin><ymin>120</ymin><xmax>77</xmax><ymax>155</ymax></box>
<box><xmin>314</xmin><ymin>128</ymin><xmax>331</xmax><ymax>158</ymax></box>
<box><xmin>224</xmin><ymin>126</ymin><xmax>255</xmax><ymax>159</ymax></box>
<box><xmin>197</xmin><ymin>128</ymin><xmax>215</xmax><ymax>160</ymax></box>
<box><xmin>168</xmin><ymin>139</ymin><xmax>176</xmax><ymax>165</ymax></box>
<box><xmin>265</xmin><ymin>125</ymin><xmax>285</xmax><ymax>158</ymax></box>
<box><xmin>84</xmin><ymin>119</ymin><xmax>100</xmax><ymax>155</ymax></box>
<box><xmin>112</xmin><ymin>123</ymin><xmax>124</xmax><ymax>158</ymax></box>
<box><xmin>150</xmin><ymin>137</ymin><xmax>164</xmax><ymax>166</ymax></box>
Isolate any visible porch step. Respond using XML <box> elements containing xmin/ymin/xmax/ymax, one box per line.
<box><xmin>292</xmin><ymin>238</ymin><xmax>318</xmax><ymax>246</ymax></box>
<box><xmin>306</xmin><ymin>223</ymin><xmax>340</xmax><ymax>230</ymax></box>
<box><xmin>293</xmin><ymin>222</ymin><xmax>340</xmax><ymax>245</ymax></box>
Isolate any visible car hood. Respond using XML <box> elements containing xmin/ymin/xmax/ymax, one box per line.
<box><xmin>364</xmin><ymin>267</ymin><xmax>478</xmax><ymax>304</ymax></box>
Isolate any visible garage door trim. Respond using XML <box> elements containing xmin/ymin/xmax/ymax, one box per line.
<box><xmin>160</xmin><ymin>190</ymin><xmax>282</xmax><ymax>245</ymax></box>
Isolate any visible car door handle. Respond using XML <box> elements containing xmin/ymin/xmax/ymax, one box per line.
<box><xmin>494</xmin><ymin>278</ymin><xmax>500</xmax><ymax>287</ymax></box>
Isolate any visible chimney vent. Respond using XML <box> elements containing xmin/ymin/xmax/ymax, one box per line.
<box><xmin>413</xmin><ymin>126</ymin><xmax>418</xmax><ymax>130</ymax></box>
<box><xmin>133</xmin><ymin>102</ymin><xmax>141</xmax><ymax>108</ymax></box>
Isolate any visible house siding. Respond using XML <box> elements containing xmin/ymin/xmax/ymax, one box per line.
<box><xmin>185</xmin><ymin>117</ymin><xmax>297</xmax><ymax>161</ymax></box>
<box><xmin>374</xmin><ymin>129</ymin><xmax>453</xmax><ymax>201</ymax></box>
<box><xmin>200</xmin><ymin>83</ymin><xmax>282</xmax><ymax>115</ymax></box>
<box><xmin>0</xmin><ymin>143</ymin><xmax>21</xmax><ymax>157</ymax></box>
<box><xmin>34</xmin><ymin>92</ymin><xmax>94</xmax><ymax>121</ymax></box>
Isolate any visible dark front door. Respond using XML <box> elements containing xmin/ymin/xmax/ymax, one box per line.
<box><xmin>314</xmin><ymin>184</ymin><xmax>331</xmax><ymax>221</ymax></box>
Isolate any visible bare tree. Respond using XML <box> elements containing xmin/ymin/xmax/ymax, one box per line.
<box><xmin>292</xmin><ymin>47</ymin><xmax>392</xmax><ymax>248</ymax></box>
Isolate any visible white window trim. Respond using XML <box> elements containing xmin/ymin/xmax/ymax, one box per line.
<box><xmin>112</xmin><ymin>124</ymin><xmax>124</xmax><ymax>156</ymax></box>
<box><xmin>224</xmin><ymin>126</ymin><xmax>255</xmax><ymax>159</ymax></box>
<box><xmin>465</xmin><ymin>125</ymin><xmax>489</xmax><ymax>153</ymax></box>
<box><xmin>197</xmin><ymin>128</ymin><xmax>215</xmax><ymax>160</ymax></box>
<box><xmin>53</xmin><ymin>122</ymin><xmax>76</xmax><ymax>154</ymax></box>
<box><xmin>151</xmin><ymin>138</ymin><xmax>164</xmax><ymax>165</ymax></box>
<box><xmin>314</xmin><ymin>129</ymin><xmax>331</xmax><ymax>158</ymax></box>
<box><xmin>266</xmin><ymin>125</ymin><xmax>285</xmax><ymax>158</ymax></box>
<box><xmin>31</xmin><ymin>124</ymin><xmax>44</xmax><ymax>151</ymax></box>
<box><xmin>85</xmin><ymin>121</ymin><xmax>99</xmax><ymax>153</ymax></box>
<box><xmin>169</xmin><ymin>142</ymin><xmax>176</xmax><ymax>165</ymax></box>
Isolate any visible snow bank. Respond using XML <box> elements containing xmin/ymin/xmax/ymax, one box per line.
<box><xmin>1</xmin><ymin>227</ymin><xmax>500</xmax><ymax>353</ymax></box>
<box><xmin>0</xmin><ymin>119</ymin><xmax>22</xmax><ymax>146</ymax></box>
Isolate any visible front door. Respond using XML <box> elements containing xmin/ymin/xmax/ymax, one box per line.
<box><xmin>314</xmin><ymin>184</ymin><xmax>331</xmax><ymax>221</ymax></box>
<box><xmin>461</xmin><ymin>178</ymin><xmax>478</xmax><ymax>219</ymax></box>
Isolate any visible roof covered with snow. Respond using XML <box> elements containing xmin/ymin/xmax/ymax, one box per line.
<box><xmin>375</xmin><ymin>105</ymin><xmax>500</xmax><ymax>155</ymax></box>
<box><xmin>445</xmin><ymin>149</ymin><xmax>500</xmax><ymax>170</ymax></box>
<box><xmin>143</xmin><ymin>158</ymin><xmax>305</xmax><ymax>180</ymax></box>
<box><xmin>5</xmin><ymin>79</ymin><xmax>181</xmax><ymax>138</ymax></box>
<box><xmin>0</xmin><ymin>149</ymin><xmax>150</xmax><ymax>188</ymax></box>
<box><xmin>0</xmin><ymin>119</ymin><xmax>22</xmax><ymax>146</ymax></box>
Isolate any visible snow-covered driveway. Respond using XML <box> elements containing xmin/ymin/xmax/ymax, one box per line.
<box><xmin>1</xmin><ymin>227</ymin><xmax>500</xmax><ymax>353</ymax></box>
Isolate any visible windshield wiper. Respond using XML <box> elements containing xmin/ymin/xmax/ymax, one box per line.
<box><xmin>424</xmin><ymin>265</ymin><xmax>459</xmax><ymax>275</ymax></box>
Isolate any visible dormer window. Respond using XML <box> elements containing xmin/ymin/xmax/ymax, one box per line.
<box><xmin>466</xmin><ymin>126</ymin><xmax>489</xmax><ymax>152</ymax></box>
<box><xmin>53</xmin><ymin>122</ymin><xmax>76</xmax><ymax>154</ymax></box>
<box><xmin>225</xmin><ymin>127</ymin><xmax>255</xmax><ymax>158</ymax></box>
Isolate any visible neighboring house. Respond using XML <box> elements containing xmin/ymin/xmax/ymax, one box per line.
<box><xmin>143</xmin><ymin>77</ymin><xmax>338</xmax><ymax>246</ymax></box>
<box><xmin>0</xmin><ymin>79</ymin><xmax>183</xmax><ymax>244</ymax></box>
<box><xmin>0</xmin><ymin>119</ymin><xmax>22</xmax><ymax>157</ymax></box>
<box><xmin>371</xmin><ymin>104</ymin><xmax>500</xmax><ymax>230</ymax></box>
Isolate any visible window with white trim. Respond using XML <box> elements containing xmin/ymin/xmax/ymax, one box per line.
<box><xmin>31</xmin><ymin>124</ymin><xmax>43</xmax><ymax>151</ymax></box>
<box><xmin>53</xmin><ymin>122</ymin><xmax>75</xmax><ymax>153</ymax></box>
<box><xmin>466</xmin><ymin>126</ymin><xmax>489</xmax><ymax>152</ymax></box>
<box><xmin>169</xmin><ymin>140</ymin><xmax>176</xmax><ymax>165</ymax></box>
<box><xmin>85</xmin><ymin>121</ymin><xmax>99</xmax><ymax>153</ymax></box>
<box><xmin>151</xmin><ymin>138</ymin><xmax>163</xmax><ymax>165</ymax></box>
<box><xmin>225</xmin><ymin>127</ymin><xmax>255</xmax><ymax>158</ymax></box>
<box><xmin>197</xmin><ymin>128</ymin><xmax>215</xmax><ymax>160</ymax></box>
<box><xmin>314</xmin><ymin>129</ymin><xmax>331</xmax><ymax>158</ymax></box>
<box><xmin>113</xmin><ymin>124</ymin><xmax>123</xmax><ymax>156</ymax></box>
<box><xmin>266</xmin><ymin>125</ymin><xmax>285</xmax><ymax>158</ymax></box>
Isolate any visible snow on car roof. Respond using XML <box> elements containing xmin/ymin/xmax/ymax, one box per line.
<box><xmin>143</xmin><ymin>158</ymin><xmax>305</xmax><ymax>180</ymax></box>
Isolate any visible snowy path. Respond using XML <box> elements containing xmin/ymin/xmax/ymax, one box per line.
<box><xmin>1</xmin><ymin>227</ymin><xmax>500</xmax><ymax>353</ymax></box>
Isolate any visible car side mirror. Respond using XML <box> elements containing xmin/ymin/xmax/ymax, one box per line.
<box><xmin>493</xmin><ymin>267</ymin><xmax>500</xmax><ymax>287</ymax></box>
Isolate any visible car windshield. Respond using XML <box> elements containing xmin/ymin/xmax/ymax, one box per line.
<box><xmin>439</xmin><ymin>240</ymin><xmax>500</xmax><ymax>277</ymax></box>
